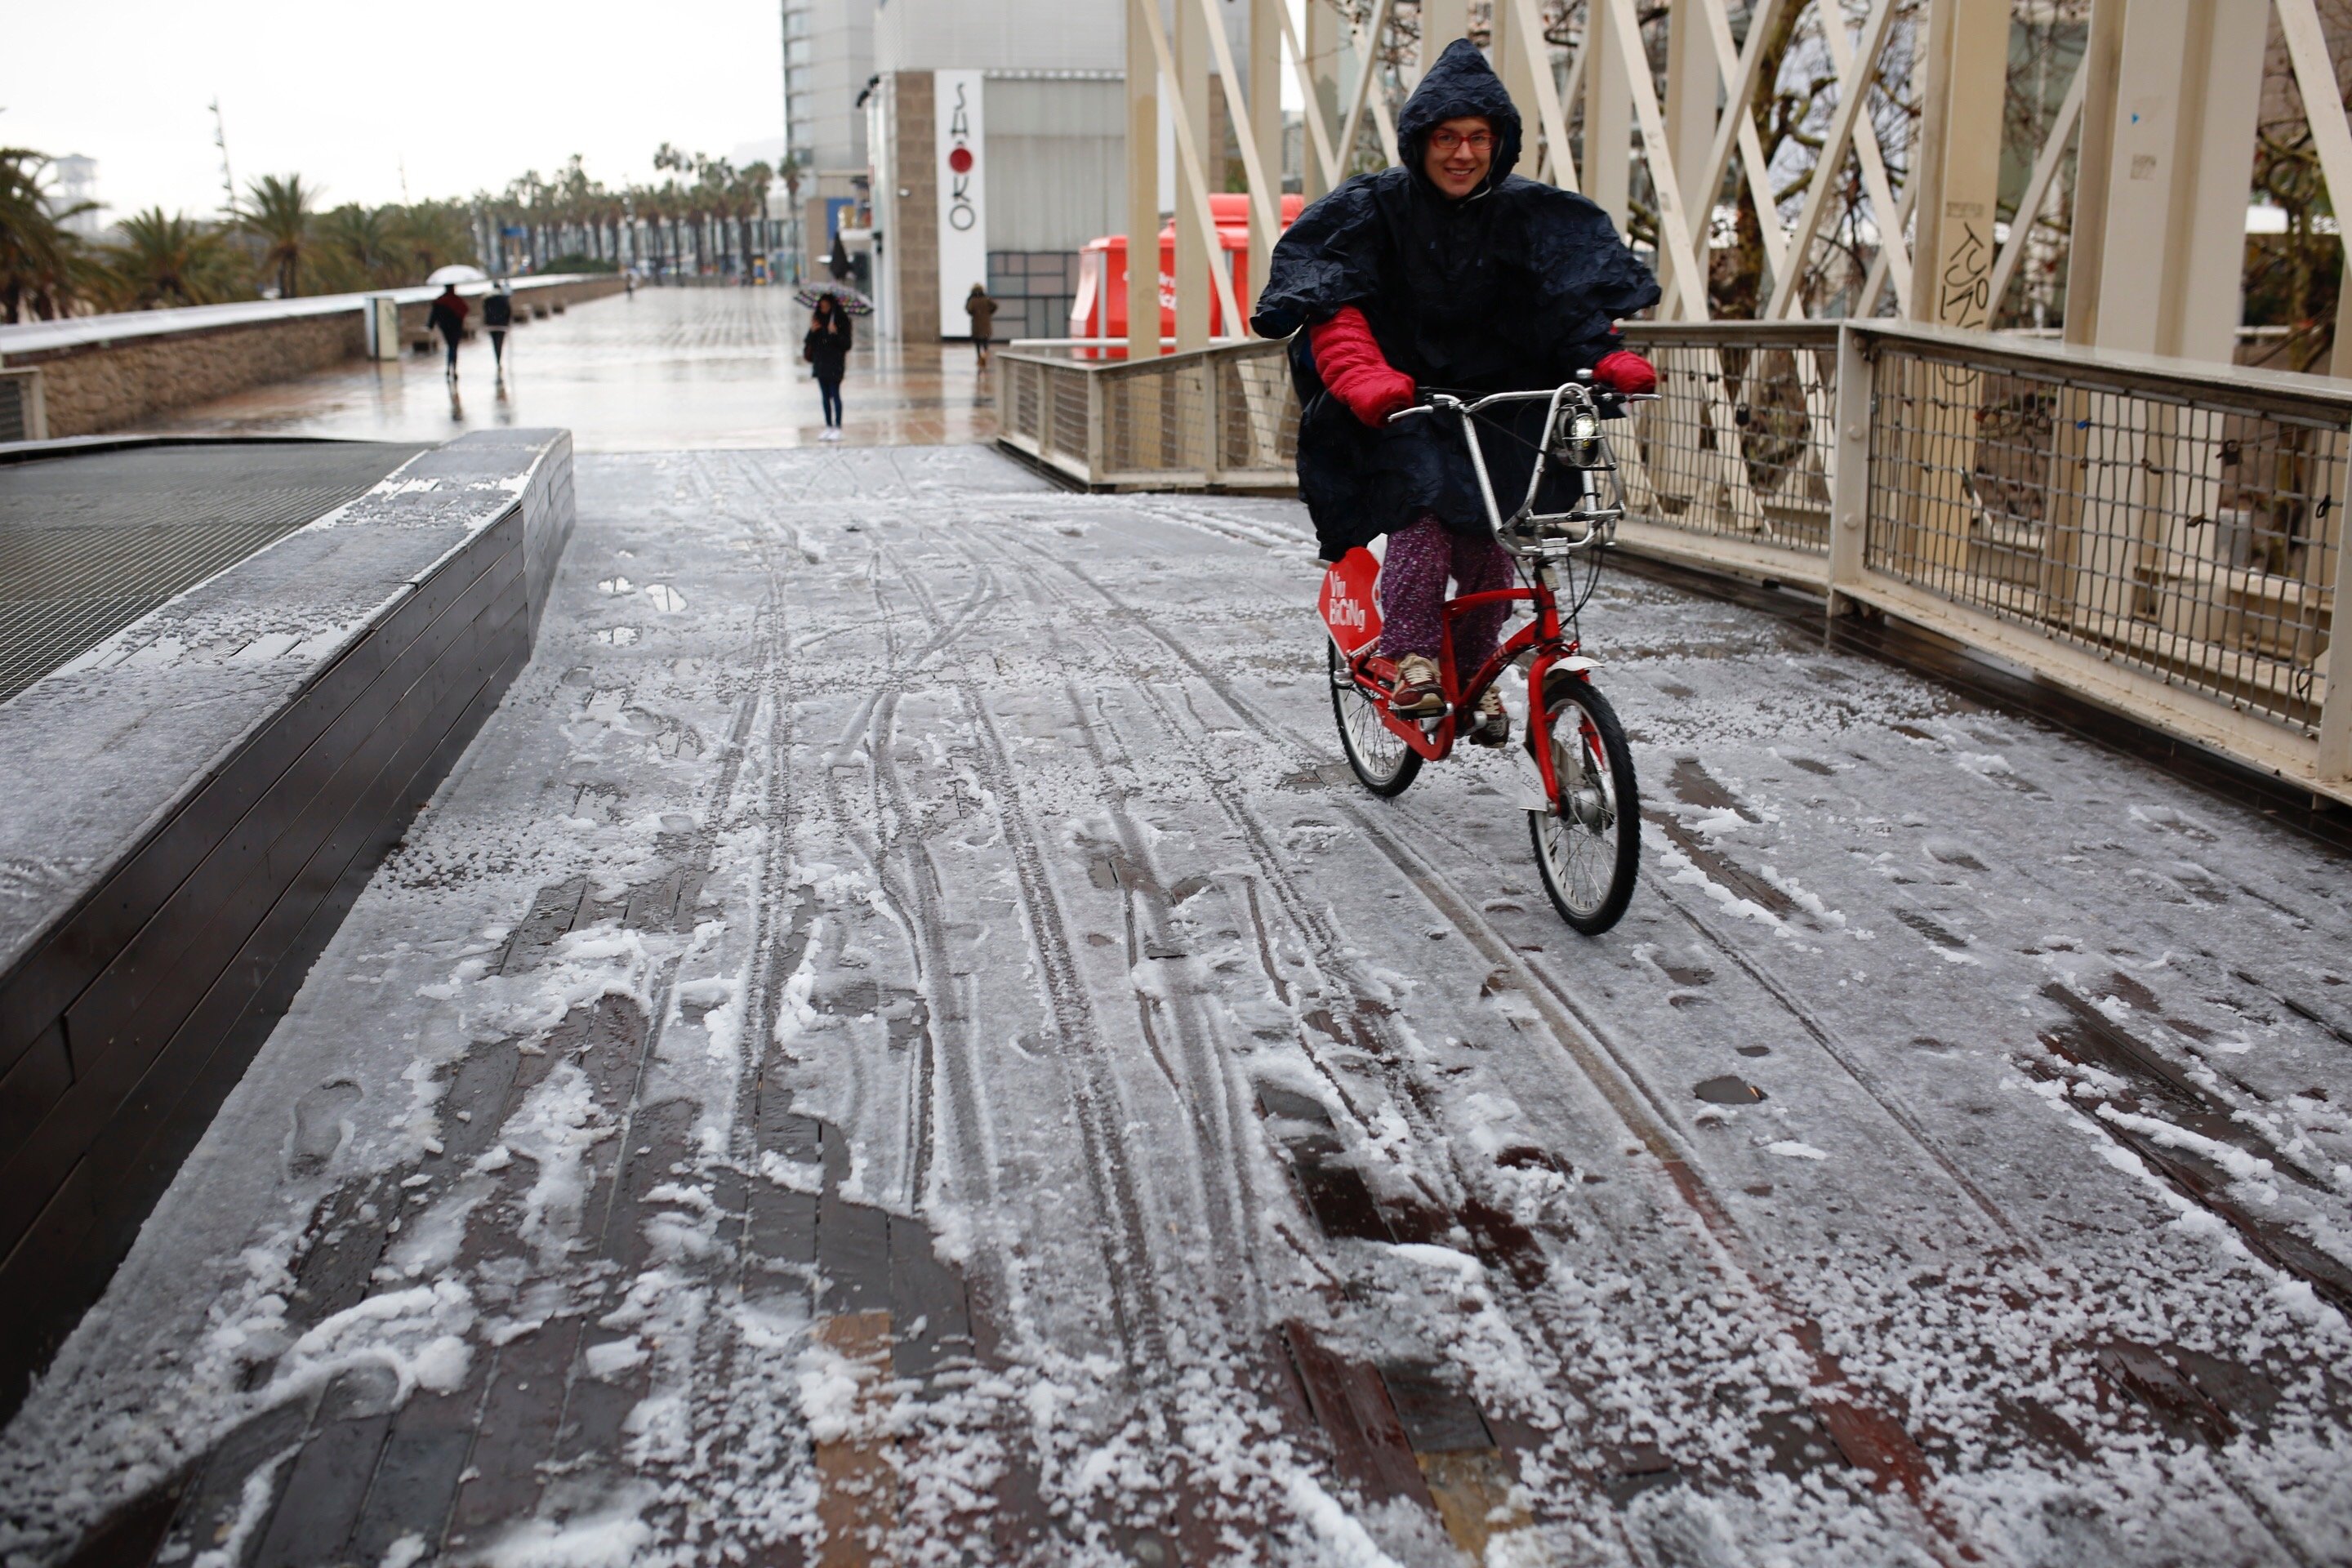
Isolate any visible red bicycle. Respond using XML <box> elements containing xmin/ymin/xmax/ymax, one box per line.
<box><xmin>1320</xmin><ymin>375</ymin><xmax>1649</xmax><ymax>934</ymax></box>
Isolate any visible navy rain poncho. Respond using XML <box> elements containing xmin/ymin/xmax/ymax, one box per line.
<box><xmin>1252</xmin><ymin>39</ymin><xmax>1660</xmax><ymax>561</ymax></box>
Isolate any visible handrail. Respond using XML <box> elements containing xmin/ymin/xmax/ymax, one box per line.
<box><xmin>1004</xmin><ymin>315</ymin><xmax>2352</xmax><ymax>805</ymax></box>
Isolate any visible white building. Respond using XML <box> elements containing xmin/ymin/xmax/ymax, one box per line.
<box><xmin>858</xmin><ymin>0</ymin><xmax>1131</xmax><ymax>341</ymax></box>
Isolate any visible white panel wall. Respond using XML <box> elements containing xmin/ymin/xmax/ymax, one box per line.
<box><xmin>875</xmin><ymin>0</ymin><xmax>1122</xmax><ymax>74</ymax></box>
<box><xmin>984</xmin><ymin>78</ymin><xmax>1128</xmax><ymax>252</ymax></box>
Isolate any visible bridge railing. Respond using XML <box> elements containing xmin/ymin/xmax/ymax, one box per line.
<box><xmin>996</xmin><ymin>339</ymin><xmax>1298</xmax><ymax>492</ymax></box>
<box><xmin>999</xmin><ymin>324</ymin><xmax>2351</xmax><ymax>804</ymax></box>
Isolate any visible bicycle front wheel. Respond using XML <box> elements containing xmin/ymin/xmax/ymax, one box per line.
<box><xmin>1329</xmin><ymin>643</ymin><xmax>1421</xmax><ymax>797</ymax></box>
<box><xmin>1527</xmin><ymin>672</ymin><xmax>1640</xmax><ymax>934</ymax></box>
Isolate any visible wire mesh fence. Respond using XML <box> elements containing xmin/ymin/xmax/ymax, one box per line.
<box><xmin>1618</xmin><ymin>325</ymin><xmax>1840</xmax><ymax>555</ymax></box>
<box><xmin>1862</xmin><ymin>336</ymin><xmax>2344</xmax><ymax>735</ymax></box>
<box><xmin>995</xmin><ymin>341</ymin><xmax>1297</xmax><ymax>489</ymax></box>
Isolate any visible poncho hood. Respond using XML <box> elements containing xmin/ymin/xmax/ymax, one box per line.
<box><xmin>1396</xmin><ymin>38</ymin><xmax>1524</xmax><ymax>198</ymax></box>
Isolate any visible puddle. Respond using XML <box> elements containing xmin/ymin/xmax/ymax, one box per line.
<box><xmin>643</xmin><ymin>583</ymin><xmax>686</xmax><ymax>612</ymax></box>
<box><xmin>594</xmin><ymin>626</ymin><xmax>639</xmax><ymax>646</ymax></box>
<box><xmin>1693</xmin><ymin>1076</ymin><xmax>1767</xmax><ymax>1105</ymax></box>
<box><xmin>596</xmin><ymin>576</ymin><xmax>634</xmax><ymax>595</ymax></box>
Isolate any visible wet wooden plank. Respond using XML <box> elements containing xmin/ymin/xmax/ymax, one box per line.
<box><xmin>1279</xmin><ymin>1324</ymin><xmax>1428</xmax><ymax>1508</ymax></box>
<box><xmin>817</xmin><ymin>1125</ymin><xmax>889</xmax><ymax>1316</ymax></box>
<box><xmin>250</xmin><ymin>1368</ymin><xmax>400</xmax><ymax>1568</ymax></box>
<box><xmin>812</xmin><ymin>1311</ymin><xmax>897</xmax><ymax>1568</ymax></box>
<box><xmin>348</xmin><ymin>1389</ymin><xmax>475</xmax><ymax>1566</ymax></box>
<box><xmin>887</xmin><ymin>1213</ymin><xmax>973</xmax><ymax>1384</ymax></box>
<box><xmin>444</xmin><ymin>1322</ymin><xmax>577</xmax><ymax>1544</ymax></box>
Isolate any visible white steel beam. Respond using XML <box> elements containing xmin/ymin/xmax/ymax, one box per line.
<box><xmin>1812</xmin><ymin>0</ymin><xmax>1912</xmax><ymax>314</ymax></box>
<box><xmin>1198</xmin><ymin>0</ymin><xmax>1285</xmax><ymax>258</ymax></box>
<box><xmin>1337</xmin><ymin>0</ymin><xmax>1403</xmax><ymax>174</ymax></box>
<box><xmin>1584</xmin><ymin>0</ymin><xmax>1633</xmax><ymax>227</ymax></box>
<box><xmin>1126</xmin><ymin>0</ymin><xmax>1161</xmax><ymax>360</ymax></box>
<box><xmin>1280</xmin><ymin>0</ymin><xmax>1341</xmax><ymax>194</ymax></box>
<box><xmin>1139</xmin><ymin>0</ymin><xmax>1246</xmax><ymax>341</ymax></box>
<box><xmin>1984</xmin><ymin>55</ymin><xmax>2087</xmax><ymax>323</ymax></box>
<box><xmin>1766</xmin><ymin>0</ymin><xmax>1897</xmax><ymax>319</ymax></box>
<box><xmin>1659</xmin><ymin>0</ymin><xmax>1785</xmax><ymax>318</ymax></box>
<box><xmin>1605</xmin><ymin>0</ymin><xmax>1710</xmax><ymax>319</ymax></box>
<box><xmin>1508</xmin><ymin>0</ymin><xmax>1579</xmax><ymax>189</ymax></box>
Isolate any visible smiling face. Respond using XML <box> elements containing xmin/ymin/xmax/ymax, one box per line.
<box><xmin>1422</xmin><ymin>115</ymin><xmax>1496</xmax><ymax>198</ymax></box>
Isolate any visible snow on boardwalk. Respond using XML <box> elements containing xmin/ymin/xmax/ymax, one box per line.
<box><xmin>6</xmin><ymin>445</ymin><xmax>2350</xmax><ymax>1567</ymax></box>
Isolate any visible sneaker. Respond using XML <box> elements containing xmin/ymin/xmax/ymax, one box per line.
<box><xmin>1468</xmin><ymin>685</ymin><xmax>1510</xmax><ymax>746</ymax></box>
<box><xmin>1389</xmin><ymin>653</ymin><xmax>1444</xmax><ymax>717</ymax></box>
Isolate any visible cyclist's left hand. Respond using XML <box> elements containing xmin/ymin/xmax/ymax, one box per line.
<box><xmin>1592</xmin><ymin>350</ymin><xmax>1657</xmax><ymax>396</ymax></box>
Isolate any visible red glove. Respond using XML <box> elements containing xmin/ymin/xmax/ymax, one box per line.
<box><xmin>1308</xmin><ymin>306</ymin><xmax>1416</xmax><ymax>427</ymax></box>
<box><xmin>1592</xmin><ymin>349</ymin><xmax>1656</xmax><ymax>395</ymax></box>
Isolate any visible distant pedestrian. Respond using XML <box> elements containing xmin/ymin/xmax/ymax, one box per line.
<box><xmin>428</xmin><ymin>283</ymin><xmax>469</xmax><ymax>381</ymax></box>
<box><xmin>964</xmin><ymin>283</ymin><xmax>998</xmax><ymax>368</ymax></box>
<box><xmin>804</xmin><ymin>294</ymin><xmax>853</xmax><ymax>441</ymax></box>
<box><xmin>483</xmin><ymin>283</ymin><xmax>514</xmax><ymax>382</ymax></box>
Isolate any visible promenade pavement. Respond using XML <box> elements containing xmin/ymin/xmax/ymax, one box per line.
<box><xmin>154</xmin><ymin>287</ymin><xmax>996</xmax><ymax>452</ymax></box>
<box><xmin>2</xmin><ymin>441</ymin><xmax>2350</xmax><ymax>1566</ymax></box>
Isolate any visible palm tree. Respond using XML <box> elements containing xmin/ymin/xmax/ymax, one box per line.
<box><xmin>315</xmin><ymin>203</ymin><xmax>397</xmax><ymax>290</ymax></box>
<box><xmin>386</xmin><ymin>200</ymin><xmax>477</xmax><ymax>282</ymax></box>
<box><xmin>105</xmin><ymin>207</ymin><xmax>243</xmax><ymax>308</ymax></box>
<box><xmin>241</xmin><ymin>172</ymin><xmax>319</xmax><ymax>297</ymax></box>
<box><xmin>0</xmin><ymin>147</ymin><xmax>94</xmax><ymax>322</ymax></box>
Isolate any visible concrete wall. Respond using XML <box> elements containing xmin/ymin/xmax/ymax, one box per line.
<box><xmin>0</xmin><ymin>430</ymin><xmax>576</xmax><ymax>1419</ymax></box>
<box><xmin>7</xmin><ymin>278</ymin><xmax>625</xmax><ymax>438</ymax></box>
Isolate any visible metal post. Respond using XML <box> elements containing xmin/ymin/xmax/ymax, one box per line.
<box><xmin>2319</xmin><ymin>421</ymin><xmax>2352</xmax><ymax>786</ymax></box>
<box><xmin>1422</xmin><ymin>0</ymin><xmax>1468</xmax><ymax>67</ymax></box>
<box><xmin>1303</xmin><ymin>0</ymin><xmax>1340</xmax><ymax>199</ymax></box>
<box><xmin>1175</xmin><ymin>0</ymin><xmax>1212</xmax><ymax>350</ymax></box>
<box><xmin>1661</xmin><ymin>0</ymin><xmax>1717</xmax><ymax>312</ymax></box>
<box><xmin>1583</xmin><ymin>0</ymin><xmax>1632</xmax><ymax>230</ymax></box>
<box><xmin>1249</xmin><ymin>0</ymin><xmax>1282</xmax><ymax>318</ymax></box>
<box><xmin>2076</xmin><ymin>0</ymin><xmax>2265</xmax><ymax>363</ymax></box>
<box><xmin>1825</xmin><ymin>324</ymin><xmax>1874</xmax><ymax>621</ymax></box>
<box><xmin>1127</xmin><ymin>0</ymin><xmax>1162</xmax><ymax>363</ymax></box>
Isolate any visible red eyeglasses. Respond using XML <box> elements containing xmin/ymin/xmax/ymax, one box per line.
<box><xmin>1428</xmin><ymin>131</ymin><xmax>1495</xmax><ymax>154</ymax></box>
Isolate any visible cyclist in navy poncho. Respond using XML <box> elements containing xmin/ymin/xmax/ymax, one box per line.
<box><xmin>1254</xmin><ymin>40</ymin><xmax>1659</xmax><ymax>736</ymax></box>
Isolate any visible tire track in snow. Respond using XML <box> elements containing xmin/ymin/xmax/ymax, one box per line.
<box><xmin>995</xmin><ymin>523</ymin><xmax>2005</xmax><ymax>1560</ymax></box>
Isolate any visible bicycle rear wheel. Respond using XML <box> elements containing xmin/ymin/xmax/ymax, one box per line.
<box><xmin>1526</xmin><ymin>671</ymin><xmax>1639</xmax><ymax>933</ymax></box>
<box><xmin>1329</xmin><ymin>643</ymin><xmax>1421</xmax><ymax>797</ymax></box>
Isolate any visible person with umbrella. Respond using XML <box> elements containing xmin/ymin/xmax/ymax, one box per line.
<box><xmin>427</xmin><ymin>283</ymin><xmax>469</xmax><ymax>382</ymax></box>
<box><xmin>804</xmin><ymin>294</ymin><xmax>853</xmax><ymax>441</ymax></box>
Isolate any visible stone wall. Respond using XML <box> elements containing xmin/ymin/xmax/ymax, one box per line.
<box><xmin>889</xmin><ymin>71</ymin><xmax>942</xmax><ymax>343</ymax></box>
<box><xmin>20</xmin><ymin>314</ymin><xmax>365</xmax><ymax>438</ymax></box>
<box><xmin>9</xmin><ymin>277</ymin><xmax>626</xmax><ymax>438</ymax></box>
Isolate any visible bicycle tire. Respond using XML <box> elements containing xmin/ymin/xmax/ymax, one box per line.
<box><xmin>1526</xmin><ymin>672</ymin><xmax>1640</xmax><ymax>934</ymax></box>
<box><xmin>1328</xmin><ymin>643</ymin><xmax>1421</xmax><ymax>797</ymax></box>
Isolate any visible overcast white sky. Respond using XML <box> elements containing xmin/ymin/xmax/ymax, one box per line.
<box><xmin>3</xmin><ymin>0</ymin><xmax>788</xmax><ymax>221</ymax></box>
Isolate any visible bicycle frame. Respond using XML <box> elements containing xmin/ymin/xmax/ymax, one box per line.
<box><xmin>1334</xmin><ymin>380</ymin><xmax>1646</xmax><ymax>794</ymax></box>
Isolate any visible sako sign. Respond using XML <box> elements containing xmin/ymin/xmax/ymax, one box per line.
<box><xmin>934</xmin><ymin>69</ymin><xmax>987</xmax><ymax>336</ymax></box>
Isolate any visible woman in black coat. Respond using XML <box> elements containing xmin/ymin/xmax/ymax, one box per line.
<box><xmin>1253</xmin><ymin>41</ymin><xmax>1659</xmax><ymax>733</ymax></box>
<box><xmin>804</xmin><ymin>296</ymin><xmax>853</xmax><ymax>441</ymax></box>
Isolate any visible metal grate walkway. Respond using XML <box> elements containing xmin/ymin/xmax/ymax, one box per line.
<box><xmin>0</xmin><ymin>442</ymin><xmax>429</xmax><ymax>702</ymax></box>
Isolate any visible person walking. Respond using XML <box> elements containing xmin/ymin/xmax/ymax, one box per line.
<box><xmin>804</xmin><ymin>294</ymin><xmax>853</xmax><ymax>441</ymax></box>
<box><xmin>427</xmin><ymin>283</ymin><xmax>469</xmax><ymax>381</ymax></box>
<box><xmin>483</xmin><ymin>283</ymin><xmax>515</xmax><ymax>384</ymax></box>
<box><xmin>964</xmin><ymin>283</ymin><xmax>999</xmax><ymax>368</ymax></box>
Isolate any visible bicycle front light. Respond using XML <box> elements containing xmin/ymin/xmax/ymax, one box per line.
<box><xmin>1559</xmin><ymin>410</ymin><xmax>1604</xmax><ymax>467</ymax></box>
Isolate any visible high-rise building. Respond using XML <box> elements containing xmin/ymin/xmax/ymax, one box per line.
<box><xmin>52</xmin><ymin>155</ymin><xmax>103</xmax><ymax>239</ymax></box>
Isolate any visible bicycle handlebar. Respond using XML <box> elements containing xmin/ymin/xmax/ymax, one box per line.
<box><xmin>1386</xmin><ymin>386</ymin><xmax>1658</xmax><ymax>425</ymax></box>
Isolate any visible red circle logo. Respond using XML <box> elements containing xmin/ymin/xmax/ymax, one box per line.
<box><xmin>947</xmin><ymin>145</ymin><xmax>973</xmax><ymax>174</ymax></box>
